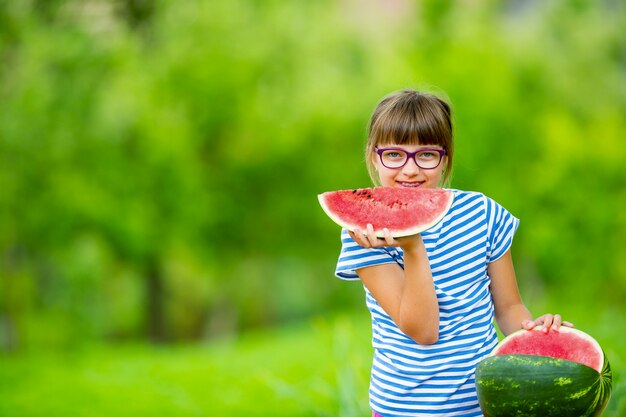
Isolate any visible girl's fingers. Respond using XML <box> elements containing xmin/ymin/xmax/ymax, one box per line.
<box><xmin>539</xmin><ymin>314</ymin><xmax>553</xmax><ymax>332</ymax></box>
<box><xmin>522</xmin><ymin>315</ymin><xmax>573</xmax><ymax>331</ymax></box>
<box><xmin>351</xmin><ymin>228</ymin><xmax>369</xmax><ymax>248</ymax></box>
<box><xmin>382</xmin><ymin>228</ymin><xmax>396</xmax><ymax>246</ymax></box>
<box><xmin>351</xmin><ymin>225</ymin><xmax>398</xmax><ymax>248</ymax></box>
<box><xmin>366</xmin><ymin>224</ymin><xmax>378</xmax><ymax>246</ymax></box>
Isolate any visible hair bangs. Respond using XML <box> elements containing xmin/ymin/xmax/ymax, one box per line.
<box><xmin>370</xmin><ymin>96</ymin><xmax>450</xmax><ymax>148</ymax></box>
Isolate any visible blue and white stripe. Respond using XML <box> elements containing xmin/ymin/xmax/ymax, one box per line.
<box><xmin>335</xmin><ymin>190</ymin><xmax>519</xmax><ymax>417</ymax></box>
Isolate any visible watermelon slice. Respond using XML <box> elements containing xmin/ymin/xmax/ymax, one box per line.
<box><xmin>317</xmin><ymin>187</ymin><xmax>453</xmax><ymax>237</ymax></box>
<box><xmin>476</xmin><ymin>327</ymin><xmax>612</xmax><ymax>417</ymax></box>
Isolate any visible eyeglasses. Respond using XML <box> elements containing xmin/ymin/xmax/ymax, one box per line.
<box><xmin>374</xmin><ymin>147</ymin><xmax>446</xmax><ymax>170</ymax></box>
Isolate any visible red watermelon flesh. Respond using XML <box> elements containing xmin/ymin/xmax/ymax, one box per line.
<box><xmin>318</xmin><ymin>187</ymin><xmax>454</xmax><ymax>238</ymax></box>
<box><xmin>493</xmin><ymin>327</ymin><xmax>603</xmax><ymax>372</ymax></box>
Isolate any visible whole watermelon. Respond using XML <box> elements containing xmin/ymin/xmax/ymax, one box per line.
<box><xmin>475</xmin><ymin>327</ymin><xmax>612</xmax><ymax>417</ymax></box>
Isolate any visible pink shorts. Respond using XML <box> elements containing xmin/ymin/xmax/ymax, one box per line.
<box><xmin>372</xmin><ymin>412</ymin><xmax>384</xmax><ymax>417</ymax></box>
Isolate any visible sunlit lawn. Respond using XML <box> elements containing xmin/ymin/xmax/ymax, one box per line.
<box><xmin>0</xmin><ymin>309</ymin><xmax>624</xmax><ymax>417</ymax></box>
<box><xmin>0</xmin><ymin>314</ymin><xmax>372</xmax><ymax>417</ymax></box>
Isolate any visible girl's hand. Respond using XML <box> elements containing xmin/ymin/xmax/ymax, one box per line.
<box><xmin>348</xmin><ymin>224</ymin><xmax>422</xmax><ymax>251</ymax></box>
<box><xmin>522</xmin><ymin>314</ymin><xmax>574</xmax><ymax>332</ymax></box>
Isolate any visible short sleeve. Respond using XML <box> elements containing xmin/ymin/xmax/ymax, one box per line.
<box><xmin>485</xmin><ymin>196</ymin><xmax>520</xmax><ymax>263</ymax></box>
<box><xmin>335</xmin><ymin>229</ymin><xmax>402</xmax><ymax>280</ymax></box>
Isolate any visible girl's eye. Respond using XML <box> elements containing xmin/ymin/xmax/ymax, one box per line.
<box><xmin>417</xmin><ymin>151</ymin><xmax>437</xmax><ymax>160</ymax></box>
<box><xmin>382</xmin><ymin>151</ymin><xmax>406</xmax><ymax>160</ymax></box>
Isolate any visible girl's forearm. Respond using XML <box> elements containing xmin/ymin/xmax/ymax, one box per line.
<box><xmin>397</xmin><ymin>246</ymin><xmax>440</xmax><ymax>344</ymax></box>
<box><xmin>495</xmin><ymin>303</ymin><xmax>532</xmax><ymax>336</ymax></box>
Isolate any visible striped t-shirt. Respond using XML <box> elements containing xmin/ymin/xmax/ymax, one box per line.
<box><xmin>335</xmin><ymin>190</ymin><xmax>519</xmax><ymax>417</ymax></box>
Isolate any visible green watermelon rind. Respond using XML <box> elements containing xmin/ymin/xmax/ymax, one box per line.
<box><xmin>476</xmin><ymin>354</ymin><xmax>612</xmax><ymax>417</ymax></box>
<box><xmin>317</xmin><ymin>187</ymin><xmax>454</xmax><ymax>238</ymax></box>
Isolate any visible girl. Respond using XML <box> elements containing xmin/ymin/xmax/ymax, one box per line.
<box><xmin>334</xmin><ymin>89</ymin><xmax>572</xmax><ymax>417</ymax></box>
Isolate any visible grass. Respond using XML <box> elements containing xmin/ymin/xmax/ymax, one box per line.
<box><xmin>0</xmin><ymin>310</ymin><xmax>624</xmax><ymax>416</ymax></box>
<box><xmin>0</xmin><ymin>314</ymin><xmax>372</xmax><ymax>417</ymax></box>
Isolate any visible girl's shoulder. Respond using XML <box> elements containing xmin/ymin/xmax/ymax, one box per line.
<box><xmin>447</xmin><ymin>188</ymin><xmax>504</xmax><ymax>206</ymax></box>
<box><xmin>445</xmin><ymin>188</ymin><xmax>519</xmax><ymax>228</ymax></box>
<box><xmin>447</xmin><ymin>188</ymin><xmax>483</xmax><ymax>198</ymax></box>
<box><xmin>445</xmin><ymin>189</ymin><xmax>515</xmax><ymax>220</ymax></box>
<box><xmin>446</xmin><ymin>188</ymin><xmax>488</xmax><ymax>207</ymax></box>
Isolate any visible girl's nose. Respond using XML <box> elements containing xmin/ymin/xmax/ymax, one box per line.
<box><xmin>401</xmin><ymin>158</ymin><xmax>421</xmax><ymax>175</ymax></box>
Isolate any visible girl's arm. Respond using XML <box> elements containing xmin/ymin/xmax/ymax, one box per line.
<box><xmin>488</xmin><ymin>249</ymin><xmax>573</xmax><ymax>336</ymax></box>
<box><xmin>350</xmin><ymin>225</ymin><xmax>440</xmax><ymax>345</ymax></box>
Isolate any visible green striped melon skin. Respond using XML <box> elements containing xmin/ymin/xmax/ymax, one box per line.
<box><xmin>476</xmin><ymin>354</ymin><xmax>612</xmax><ymax>417</ymax></box>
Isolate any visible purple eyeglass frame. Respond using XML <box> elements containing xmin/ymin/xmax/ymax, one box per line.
<box><xmin>374</xmin><ymin>146</ymin><xmax>446</xmax><ymax>170</ymax></box>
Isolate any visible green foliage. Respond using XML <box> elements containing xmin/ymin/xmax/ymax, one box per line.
<box><xmin>0</xmin><ymin>0</ymin><xmax>625</xmax><ymax>355</ymax></box>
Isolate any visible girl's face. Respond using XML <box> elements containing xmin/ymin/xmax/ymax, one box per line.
<box><xmin>372</xmin><ymin>144</ymin><xmax>447</xmax><ymax>189</ymax></box>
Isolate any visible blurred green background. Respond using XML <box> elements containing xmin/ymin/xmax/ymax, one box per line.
<box><xmin>1</xmin><ymin>0</ymin><xmax>625</xmax><ymax>415</ymax></box>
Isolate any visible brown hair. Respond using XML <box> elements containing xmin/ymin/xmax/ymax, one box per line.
<box><xmin>365</xmin><ymin>89</ymin><xmax>454</xmax><ymax>186</ymax></box>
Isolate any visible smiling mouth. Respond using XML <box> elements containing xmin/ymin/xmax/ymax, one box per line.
<box><xmin>397</xmin><ymin>181</ymin><xmax>423</xmax><ymax>187</ymax></box>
